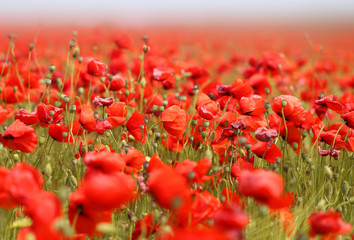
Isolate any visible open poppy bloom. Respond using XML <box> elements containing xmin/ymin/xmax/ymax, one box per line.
<box><xmin>341</xmin><ymin>111</ymin><xmax>354</xmax><ymax>129</ymax></box>
<box><xmin>105</xmin><ymin>102</ymin><xmax>127</xmax><ymax>128</ymax></box>
<box><xmin>126</xmin><ymin>110</ymin><xmax>148</xmax><ymax>144</ymax></box>
<box><xmin>308</xmin><ymin>209</ymin><xmax>352</xmax><ymax>239</ymax></box>
<box><xmin>87</xmin><ymin>58</ymin><xmax>108</xmax><ymax>77</ymax></box>
<box><xmin>0</xmin><ymin>119</ymin><xmax>37</xmax><ymax>153</ymax></box>
<box><xmin>238</xmin><ymin>169</ymin><xmax>294</xmax><ymax>209</ymax></box>
<box><xmin>272</xmin><ymin>95</ymin><xmax>306</xmax><ymax>125</ymax></box>
<box><xmin>314</xmin><ymin>95</ymin><xmax>346</xmax><ymax>120</ymax></box>
<box><xmin>161</xmin><ymin>105</ymin><xmax>187</xmax><ymax>139</ymax></box>
<box><xmin>251</xmin><ymin>141</ymin><xmax>282</xmax><ymax>163</ymax></box>
<box><xmin>36</xmin><ymin>103</ymin><xmax>64</xmax><ymax>127</ymax></box>
<box><xmin>196</xmin><ymin>93</ymin><xmax>221</xmax><ymax>120</ymax></box>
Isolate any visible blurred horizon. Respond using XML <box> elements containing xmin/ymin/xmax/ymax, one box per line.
<box><xmin>1</xmin><ymin>0</ymin><xmax>354</xmax><ymax>27</ymax></box>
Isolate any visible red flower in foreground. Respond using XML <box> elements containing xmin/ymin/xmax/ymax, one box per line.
<box><xmin>161</xmin><ymin>105</ymin><xmax>187</xmax><ymax>139</ymax></box>
<box><xmin>87</xmin><ymin>58</ymin><xmax>108</xmax><ymax>77</ymax></box>
<box><xmin>0</xmin><ymin>119</ymin><xmax>37</xmax><ymax>153</ymax></box>
<box><xmin>314</xmin><ymin>95</ymin><xmax>346</xmax><ymax>120</ymax></box>
<box><xmin>238</xmin><ymin>169</ymin><xmax>293</xmax><ymax>209</ymax></box>
<box><xmin>308</xmin><ymin>209</ymin><xmax>352</xmax><ymax>238</ymax></box>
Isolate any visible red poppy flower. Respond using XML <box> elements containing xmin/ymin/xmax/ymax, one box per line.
<box><xmin>126</xmin><ymin>110</ymin><xmax>148</xmax><ymax>144</ymax></box>
<box><xmin>0</xmin><ymin>106</ymin><xmax>10</xmax><ymax>124</ymax></box>
<box><xmin>105</xmin><ymin>74</ymin><xmax>126</xmax><ymax>91</ymax></box>
<box><xmin>79</xmin><ymin>105</ymin><xmax>97</xmax><ymax>132</ymax></box>
<box><xmin>36</xmin><ymin>103</ymin><xmax>63</xmax><ymax>127</ymax></box>
<box><xmin>341</xmin><ymin>111</ymin><xmax>354</xmax><ymax>129</ymax></box>
<box><xmin>174</xmin><ymin>158</ymin><xmax>212</xmax><ymax>184</ymax></box>
<box><xmin>213</xmin><ymin>204</ymin><xmax>249</xmax><ymax>235</ymax></box>
<box><xmin>83</xmin><ymin>151</ymin><xmax>125</xmax><ymax>178</ymax></box>
<box><xmin>217</xmin><ymin>79</ymin><xmax>254</xmax><ymax>100</ymax></box>
<box><xmin>161</xmin><ymin>105</ymin><xmax>187</xmax><ymax>139</ymax></box>
<box><xmin>87</xmin><ymin>58</ymin><xmax>108</xmax><ymax>77</ymax></box>
<box><xmin>247</xmin><ymin>73</ymin><xmax>271</xmax><ymax>96</ymax></box>
<box><xmin>314</xmin><ymin>95</ymin><xmax>346</xmax><ymax>120</ymax></box>
<box><xmin>145</xmin><ymin>94</ymin><xmax>164</xmax><ymax>115</ymax></box>
<box><xmin>146</xmin><ymin>153</ymin><xmax>164</xmax><ymax>173</ymax></box>
<box><xmin>0</xmin><ymin>167</ymin><xmax>17</xmax><ymax>209</ymax></box>
<box><xmin>119</xmin><ymin>147</ymin><xmax>145</xmax><ymax>176</ymax></box>
<box><xmin>132</xmin><ymin>213</ymin><xmax>160</xmax><ymax>240</ymax></box>
<box><xmin>15</xmin><ymin>109</ymin><xmax>39</xmax><ymax>125</ymax></box>
<box><xmin>48</xmin><ymin>124</ymin><xmax>71</xmax><ymax>142</ymax></box>
<box><xmin>82</xmin><ymin>172</ymin><xmax>136</xmax><ymax>210</ymax></box>
<box><xmin>255</xmin><ymin>127</ymin><xmax>278</xmax><ymax>143</ymax></box>
<box><xmin>196</xmin><ymin>93</ymin><xmax>221</xmax><ymax>120</ymax></box>
<box><xmin>152</xmin><ymin>68</ymin><xmax>174</xmax><ymax>81</ymax></box>
<box><xmin>4</xmin><ymin>163</ymin><xmax>43</xmax><ymax>205</ymax></box>
<box><xmin>95</xmin><ymin>119</ymin><xmax>112</xmax><ymax>135</ymax></box>
<box><xmin>148</xmin><ymin>166</ymin><xmax>192</xmax><ymax>215</ymax></box>
<box><xmin>1</xmin><ymin>86</ymin><xmax>24</xmax><ymax>103</ymax></box>
<box><xmin>185</xmin><ymin>190</ymin><xmax>222</xmax><ymax>226</ymax></box>
<box><xmin>239</xmin><ymin>169</ymin><xmax>291</xmax><ymax>208</ymax></box>
<box><xmin>251</xmin><ymin>141</ymin><xmax>282</xmax><ymax>163</ymax></box>
<box><xmin>68</xmin><ymin>188</ymin><xmax>112</xmax><ymax>236</ymax></box>
<box><xmin>105</xmin><ymin>102</ymin><xmax>127</xmax><ymax>128</ymax></box>
<box><xmin>238</xmin><ymin>115</ymin><xmax>267</xmax><ymax>132</ymax></box>
<box><xmin>24</xmin><ymin>191</ymin><xmax>63</xmax><ymax>240</ymax></box>
<box><xmin>92</xmin><ymin>96</ymin><xmax>114</xmax><ymax>108</ymax></box>
<box><xmin>308</xmin><ymin>209</ymin><xmax>352</xmax><ymax>238</ymax></box>
<box><xmin>231</xmin><ymin>158</ymin><xmax>254</xmax><ymax>181</ymax></box>
<box><xmin>239</xmin><ymin>95</ymin><xmax>265</xmax><ymax>116</ymax></box>
<box><xmin>272</xmin><ymin>95</ymin><xmax>306</xmax><ymax>125</ymax></box>
<box><xmin>115</xmin><ymin>33</ymin><xmax>134</xmax><ymax>50</ymax></box>
<box><xmin>0</xmin><ymin>119</ymin><xmax>37</xmax><ymax>153</ymax></box>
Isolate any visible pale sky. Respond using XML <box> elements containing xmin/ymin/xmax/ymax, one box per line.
<box><xmin>0</xmin><ymin>0</ymin><xmax>354</xmax><ymax>26</ymax></box>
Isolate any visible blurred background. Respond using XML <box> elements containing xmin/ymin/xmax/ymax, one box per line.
<box><xmin>0</xmin><ymin>0</ymin><xmax>354</xmax><ymax>27</ymax></box>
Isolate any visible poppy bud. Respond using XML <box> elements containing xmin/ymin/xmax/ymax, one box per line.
<box><xmin>49</xmin><ymin>110</ymin><xmax>55</xmax><ymax>117</ymax></box>
<box><xmin>152</xmin><ymin>105</ymin><xmax>158</xmax><ymax>112</ymax></box>
<box><xmin>292</xmin><ymin>142</ymin><xmax>298</xmax><ymax>150</ymax></box>
<box><xmin>128</xmin><ymin>135</ymin><xmax>135</xmax><ymax>142</ymax></box>
<box><xmin>69</xmin><ymin>104</ymin><xmax>76</xmax><ymax>113</ymax></box>
<box><xmin>140</xmin><ymin>125</ymin><xmax>145</xmax><ymax>131</ymax></box>
<box><xmin>49</xmin><ymin>64</ymin><xmax>56</xmax><ymax>73</ymax></box>
<box><xmin>152</xmin><ymin>142</ymin><xmax>158</xmax><ymax>148</ymax></box>
<box><xmin>264</xmin><ymin>101</ymin><xmax>271</xmax><ymax>109</ymax></box>
<box><xmin>93</xmin><ymin>112</ymin><xmax>99</xmax><ymax>120</ymax></box>
<box><xmin>44</xmin><ymin>163</ymin><xmax>52</xmax><ymax>176</ymax></box>
<box><xmin>143</xmin><ymin>44</ymin><xmax>150</xmax><ymax>54</ymax></box>
<box><xmin>203</xmin><ymin>121</ymin><xmax>209</xmax><ymax>128</ymax></box>
<box><xmin>124</xmin><ymin>90</ymin><xmax>129</xmax><ymax>97</ymax></box>
<box><xmin>62</xmin><ymin>132</ymin><xmax>68</xmax><ymax>139</ymax></box>
<box><xmin>72</xmin><ymin>46</ymin><xmax>80</xmax><ymax>58</ymax></box>
<box><xmin>201</xmin><ymin>131</ymin><xmax>208</xmax><ymax>139</ymax></box>
<box><xmin>70</xmin><ymin>175</ymin><xmax>77</xmax><ymax>188</ymax></box>
<box><xmin>140</xmin><ymin>77</ymin><xmax>146</xmax><ymax>88</ymax></box>
<box><xmin>158</xmin><ymin>106</ymin><xmax>165</xmax><ymax>112</ymax></box>
<box><xmin>187</xmin><ymin>171</ymin><xmax>196</xmax><ymax>180</ymax></box>
<box><xmin>191</xmin><ymin>119</ymin><xmax>198</xmax><ymax>126</ymax></box>
<box><xmin>258</xmin><ymin>205</ymin><xmax>269</xmax><ymax>217</ymax></box>
<box><xmin>88</xmin><ymin>144</ymin><xmax>95</xmax><ymax>151</ymax></box>
<box><xmin>29</xmin><ymin>42</ymin><xmax>35</xmax><ymax>51</ymax></box>
<box><xmin>69</xmin><ymin>39</ymin><xmax>76</xmax><ymax>49</ymax></box>
<box><xmin>63</xmin><ymin>96</ymin><xmax>70</xmax><ymax>103</ymax></box>
<box><xmin>220</xmin><ymin>195</ymin><xmax>226</xmax><ymax>203</ymax></box>
<box><xmin>78</xmin><ymin>56</ymin><xmax>83</xmax><ymax>63</ymax></box>
<box><xmin>189</xmin><ymin>136</ymin><xmax>194</xmax><ymax>142</ymax></box>
<box><xmin>162</xmin><ymin>100</ymin><xmax>168</xmax><ymax>106</ymax></box>
<box><xmin>13</xmin><ymin>86</ymin><xmax>18</xmax><ymax>92</ymax></box>
<box><xmin>281</xmin><ymin>100</ymin><xmax>287</xmax><ymax>108</ymax></box>
<box><xmin>324</xmin><ymin>166</ymin><xmax>333</xmax><ymax>179</ymax></box>
<box><xmin>39</xmin><ymin>136</ymin><xmax>46</xmax><ymax>145</ymax></box>
<box><xmin>238</xmin><ymin>136</ymin><xmax>246</xmax><ymax>145</ymax></box>
<box><xmin>13</xmin><ymin>153</ymin><xmax>20</xmax><ymax>162</ymax></box>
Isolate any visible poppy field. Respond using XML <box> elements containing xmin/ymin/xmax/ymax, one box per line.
<box><xmin>0</xmin><ymin>28</ymin><xmax>353</xmax><ymax>240</ymax></box>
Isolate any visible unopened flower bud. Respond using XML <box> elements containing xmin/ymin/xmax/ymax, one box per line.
<box><xmin>281</xmin><ymin>100</ymin><xmax>287</xmax><ymax>108</ymax></box>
